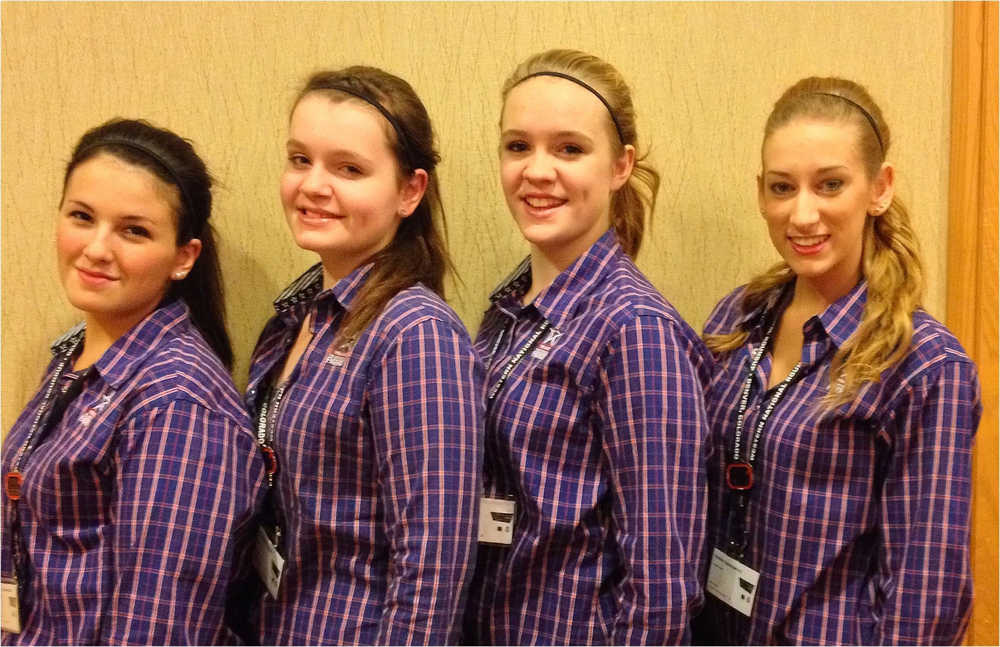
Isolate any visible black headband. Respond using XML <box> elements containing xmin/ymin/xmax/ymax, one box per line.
<box><xmin>513</xmin><ymin>71</ymin><xmax>626</xmax><ymax>144</ymax></box>
<box><xmin>326</xmin><ymin>85</ymin><xmax>420</xmax><ymax>170</ymax></box>
<box><xmin>75</xmin><ymin>138</ymin><xmax>201</xmax><ymax>237</ymax></box>
<box><xmin>811</xmin><ymin>92</ymin><xmax>885</xmax><ymax>154</ymax></box>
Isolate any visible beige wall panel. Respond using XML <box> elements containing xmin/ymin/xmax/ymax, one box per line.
<box><xmin>3</xmin><ymin>2</ymin><xmax>951</xmax><ymax>431</ymax></box>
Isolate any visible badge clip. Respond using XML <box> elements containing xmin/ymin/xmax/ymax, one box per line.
<box><xmin>726</xmin><ymin>461</ymin><xmax>754</xmax><ymax>490</ymax></box>
<box><xmin>4</xmin><ymin>472</ymin><xmax>23</xmax><ymax>501</ymax></box>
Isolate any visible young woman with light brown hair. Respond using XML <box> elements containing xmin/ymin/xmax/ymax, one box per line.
<box><xmin>695</xmin><ymin>77</ymin><xmax>981</xmax><ymax>645</ymax></box>
<box><xmin>241</xmin><ymin>66</ymin><xmax>482</xmax><ymax>645</ymax></box>
<box><xmin>463</xmin><ymin>49</ymin><xmax>710</xmax><ymax>645</ymax></box>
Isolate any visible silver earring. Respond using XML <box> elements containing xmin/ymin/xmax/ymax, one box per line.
<box><xmin>173</xmin><ymin>272</ymin><xmax>186</xmax><ymax>280</ymax></box>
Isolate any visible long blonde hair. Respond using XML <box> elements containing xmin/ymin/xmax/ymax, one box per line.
<box><xmin>500</xmin><ymin>49</ymin><xmax>660</xmax><ymax>258</ymax></box>
<box><xmin>705</xmin><ymin>77</ymin><xmax>925</xmax><ymax>409</ymax></box>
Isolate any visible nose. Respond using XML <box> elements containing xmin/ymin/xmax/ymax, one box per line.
<box><xmin>789</xmin><ymin>190</ymin><xmax>821</xmax><ymax>229</ymax></box>
<box><xmin>81</xmin><ymin>225</ymin><xmax>113</xmax><ymax>263</ymax></box>
<box><xmin>522</xmin><ymin>151</ymin><xmax>556</xmax><ymax>184</ymax></box>
<box><xmin>300</xmin><ymin>164</ymin><xmax>333</xmax><ymax>198</ymax></box>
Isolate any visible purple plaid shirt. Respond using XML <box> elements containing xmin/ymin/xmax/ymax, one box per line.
<box><xmin>1</xmin><ymin>299</ymin><xmax>264</xmax><ymax>645</ymax></box>
<box><xmin>700</xmin><ymin>281</ymin><xmax>981</xmax><ymax>645</ymax></box>
<box><xmin>245</xmin><ymin>263</ymin><xmax>482</xmax><ymax>645</ymax></box>
<box><xmin>464</xmin><ymin>230</ymin><xmax>711</xmax><ymax>645</ymax></box>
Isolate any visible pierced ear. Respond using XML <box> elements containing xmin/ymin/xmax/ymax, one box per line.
<box><xmin>172</xmin><ymin>238</ymin><xmax>202</xmax><ymax>280</ymax></box>
<box><xmin>398</xmin><ymin>169</ymin><xmax>429</xmax><ymax>218</ymax></box>
<box><xmin>869</xmin><ymin>162</ymin><xmax>895</xmax><ymax>216</ymax></box>
<box><xmin>610</xmin><ymin>145</ymin><xmax>636</xmax><ymax>191</ymax></box>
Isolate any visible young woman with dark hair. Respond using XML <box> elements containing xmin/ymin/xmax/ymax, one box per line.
<box><xmin>1</xmin><ymin>118</ymin><xmax>263</xmax><ymax>644</ymax></box>
<box><xmin>242</xmin><ymin>67</ymin><xmax>481</xmax><ymax>645</ymax></box>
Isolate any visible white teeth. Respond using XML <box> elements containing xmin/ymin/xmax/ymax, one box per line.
<box><xmin>524</xmin><ymin>196</ymin><xmax>564</xmax><ymax>209</ymax></box>
<box><xmin>791</xmin><ymin>235</ymin><xmax>828</xmax><ymax>246</ymax></box>
<box><xmin>302</xmin><ymin>209</ymin><xmax>334</xmax><ymax>218</ymax></box>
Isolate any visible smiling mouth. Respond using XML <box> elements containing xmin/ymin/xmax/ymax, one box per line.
<box><xmin>788</xmin><ymin>235</ymin><xmax>830</xmax><ymax>253</ymax></box>
<box><xmin>522</xmin><ymin>196</ymin><xmax>567</xmax><ymax>210</ymax></box>
<box><xmin>298</xmin><ymin>207</ymin><xmax>341</xmax><ymax>221</ymax></box>
<box><xmin>76</xmin><ymin>267</ymin><xmax>117</xmax><ymax>282</ymax></box>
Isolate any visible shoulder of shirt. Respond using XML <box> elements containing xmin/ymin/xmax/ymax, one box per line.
<box><xmin>895</xmin><ymin>309</ymin><xmax>977</xmax><ymax>379</ymax></box>
<box><xmin>857</xmin><ymin>308</ymin><xmax>978</xmax><ymax>420</ymax></box>
<box><xmin>587</xmin><ymin>256</ymin><xmax>695</xmax><ymax>333</ymax></box>
<box><xmin>370</xmin><ymin>283</ymin><xmax>471</xmax><ymax>342</ymax></box>
<box><xmin>702</xmin><ymin>284</ymin><xmax>750</xmax><ymax>337</ymax></box>
<box><xmin>120</xmin><ymin>325</ymin><xmax>251</xmax><ymax>430</ymax></box>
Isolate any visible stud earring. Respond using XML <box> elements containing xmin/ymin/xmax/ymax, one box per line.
<box><xmin>173</xmin><ymin>271</ymin><xmax>187</xmax><ymax>280</ymax></box>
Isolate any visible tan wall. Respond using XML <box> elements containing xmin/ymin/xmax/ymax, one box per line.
<box><xmin>2</xmin><ymin>2</ymin><xmax>952</xmax><ymax>423</ymax></box>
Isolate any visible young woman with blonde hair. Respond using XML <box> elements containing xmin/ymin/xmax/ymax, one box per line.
<box><xmin>464</xmin><ymin>49</ymin><xmax>710</xmax><ymax>645</ymax></box>
<box><xmin>695</xmin><ymin>77</ymin><xmax>981</xmax><ymax>645</ymax></box>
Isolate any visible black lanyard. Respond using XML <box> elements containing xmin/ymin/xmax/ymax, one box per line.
<box><xmin>724</xmin><ymin>319</ymin><xmax>801</xmax><ymax>560</ymax></box>
<box><xmin>4</xmin><ymin>356</ymin><xmax>82</xmax><ymax>500</ymax></box>
<box><xmin>253</xmin><ymin>380</ymin><xmax>290</xmax><ymax>551</ymax></box>
<box><xmin>486</xmin><ymin>319</ymin><xmax>551</xmax><ymax>404</ymax></box>
<box><xmin>255</xmin><ymin>382</ymin><xmax>288</xmax><ymax>489</ymax></box>
<box><xmin>5</xmin><ymin>354</ymin><xmax>89</xmax><ymax>591</ymax></box>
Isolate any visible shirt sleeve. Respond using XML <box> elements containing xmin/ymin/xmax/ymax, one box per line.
<box><xmin>595</xmin><ymin>315</ymin><xmax>709</xmax><ymax>645</ymax></box>
<box><xmin>102</xmin><ymin>400</ymin><xmax>263</xmax><ymax>645</ymax></box>
<box><xmin>368</xmin><ymin>317</ymin><xmax>483</xmax><ymax>646</ymax></box>
<box><xmin>874</xmin><ymin>358</ymin><xmax>981</xmax><ymax>645</ymax></box>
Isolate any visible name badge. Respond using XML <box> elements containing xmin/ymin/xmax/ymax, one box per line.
<box><xmin>253</xmin><ymin>527</ymin><xmax>285</xmax><ymax>599</ymax></box>
<box><xmin>478</xmin><ymin>496</ymin><xmax>516</xmax><ymax>546</ymax></box>
<box><xmin>1</xmin><ymin>578</ymin><xmax>20</xmax><ymax>634</ymax></box>
<box><xmin>706</xmin><ymin>548</ymin><xmax>759</xmax><ymax>616</ymax></box>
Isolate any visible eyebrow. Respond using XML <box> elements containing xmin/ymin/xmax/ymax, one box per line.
<box><xmin>765</xmin><ymin>165</ymin><xmax>849</xmax><ymax>177</ymax></box>
<box><xmin>501</xmin><ymin>128</ymin><xmax>595</xmax><ymax>143</ymax></box>
<box><xmin>119</xmin><ymin>214</ymin><xmax>155</xmax><ymax>224</ymax></box>
<box><xmin>285</xmin><ymin>139</ymin><xmax>373</xmax><ymax>163</ymax></box>
<box><xmin>64</xmin><ymin>199</ymin><xmax>157</xmax><ymax>224</ymax></box>
<box><xmin>64</xmin><ymin>198</ymin><xmax>93</xmax><ymax>211</ymax></box>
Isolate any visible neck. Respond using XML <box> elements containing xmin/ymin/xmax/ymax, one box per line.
<box><xmin>523</xmin><ymin>228</ymin><xmax>610</xmax><ymax>305</ymax></box>
<box><xmin>75</xmin><ymin>313</ymin><xmax>136</xmax><ymax>370</ymax></box>
<box><xmin>321</xmin><ymin>262</ymin><xmax>351</xmax><ymax>291</ymax></box>
<box><xmin>321</xmin><ymin>252</ymin><xmax>373</xmax><ymax>291</ymax></box>
<box><xmin>791</xmin><ymin>272</ymin><xmax>859</xmax><ymax>318</ymax></box>
<box><xmin>524</xmin><ymin>249</ymin><xmax>565</xmax><ymax>305</ymax></box>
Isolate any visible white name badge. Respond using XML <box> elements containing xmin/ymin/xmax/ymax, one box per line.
<box><xmin>478</xmin><ymin>496</ymin><xmax>516</xmax><ymax>545</ymax></box>
<box><xmin>706</xmin><ymin>548</ymin><xmax>760</xmax><ymax>617</ymax></box>
<box><xmin>253</xmin><ymin>527</ymin><xmax>285</xmax><ymax>599</ymax></box>
<box><xmin>1</xmin><ymin>579</ymin><xmax>20</xmax><ymax>634</ymax></box>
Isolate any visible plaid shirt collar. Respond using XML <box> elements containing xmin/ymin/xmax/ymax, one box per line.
<box><xmin>488</xmin><ymin>229</ymin><xmax>621</xmax><ymax>330</ymax></box>
<box><xmin>273</xmin><ymin>262</ymin><xmax>373</xmax><ymax>329</ymax></box>
<box><xmin>739</xmin><ymin>278</ymin><xmax>869</xmax><ymax>350</ymax></box>
<box><xmin>49</xmin><ymin>299</ymin><xmax>192</xmax><ymax>389</ymax></box>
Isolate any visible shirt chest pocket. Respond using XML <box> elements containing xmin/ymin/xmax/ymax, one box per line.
<box><xmin>275</xmin><ymin>357</ymin><xmax>369</xmax><ymax>472</ymax></box>
<box><xmin>25</xmin><ymin>390</ymin><xmax>122</xmax><ymax>533</ymax></box>
<box><xmin>502</xmin><ymin>345</ymin><xmax>599</xmax><ymax>459</ymax></box>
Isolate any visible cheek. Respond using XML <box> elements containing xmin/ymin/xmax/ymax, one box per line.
<box><xmin>128</xmin><ymin>246</ymin><xmax>177</xmax><ymax>284</ymax></box>
<box><xmin>762</xmin><ymin>212</ymin><xmax>787</xmax><ymax>241</ymax></box>
<box><xmin>55</xmin><ymin>223</ymin><xmax>83</xmax><ymax>264</ymax></box>
<box><xmin>279</xmin><ymin>172</ymin><xmax>299</xmax><ymax>209</ymax></box>
<box><xmin>499</xmin><ymin>160</ymin><xmax>520</xmax><ymax>197</ymax></box>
